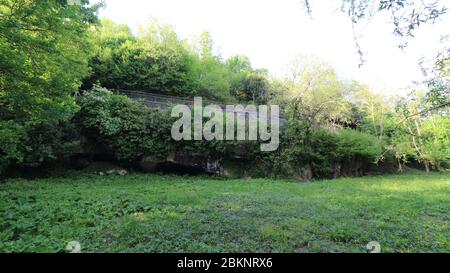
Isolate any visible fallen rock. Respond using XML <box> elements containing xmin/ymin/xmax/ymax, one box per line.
<box><xmin>117</xmin><ymin>169</ymin><xmax>128</xmax><ymax>176</ymax></box>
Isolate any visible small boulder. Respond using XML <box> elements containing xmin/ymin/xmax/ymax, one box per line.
<box><xmin>117</xmin><ymin>169</ymin><xmax>128</xmax><ymax>176</ymax></box>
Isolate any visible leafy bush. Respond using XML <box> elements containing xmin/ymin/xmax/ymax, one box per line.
<box><xmin>21</xmin><ymin>122</ymin><xmax>82</xmax><ymax>168</ymax></box>
<box><xmin>421</xmin><ymin>116</ymin><xmax>450</xmax><ymax>170</ymax></box>
<box><xmin>0</xmin><ymin>121</ymin><xmax>26</xmax><ymax>174</ymax></box>
<box><xmin>0</xmin><ymin>120</ymin><xmax>81</xmax><ymax>176</ymax></box>
<box><xmin>393</xmin><ymin>116</ymin><xmax>450</xmax><ymax>171</ymax></box>
<box><xmin>76</xmin><ymin>86</ymin><xmax>265</xmax><ymax>171</ymax></box>
<box><xmin>256</xmin><ymin>118</ymin><xmax>384</xmax><ymax>179</ymax></box>
<box><xmin>231</xmin><ymin>73</ymin><xmax>271</xmax><ymax>104</ymax></box>
<box><xmin>76</xmin><ymin>86</ymin><xmax>173</xmax><ymax>162</ymax></box>
<box><xmin>336</xmin><ymin>129</ymin><xmax>383</xmax><ymax>162</ymax></box>
<box><xmin>334</xmin><ymin>129</ymin><xmax>383</xmax><ymax>176</ymax></box>
<box><xmin>309</xmin><ymin>128</ymin><xmax>339</xmax><ymax>178</ymax></box>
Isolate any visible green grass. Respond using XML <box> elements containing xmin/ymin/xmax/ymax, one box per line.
<box><xmin>0</xmin><ymin>173</ymin><xmax>449</xmax><ymax>253</ymax></box>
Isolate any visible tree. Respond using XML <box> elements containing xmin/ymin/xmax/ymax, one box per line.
<box><xmin>226</xmin><ymin>55</ymin><xmax>252</xmax><ymax>74</ymax></box>
<box><xmin>83</xmin><ymin>19</ymin><xmax>198</xmax><ymax>96</ymax></box>
<box><xmin>231</xmin><ymin>73</ymin><xmax>271</xmax><ymax>104</ymax></box>
<box><xmin>420</xmin><ymin>116</ymin><xmax>450</xmax><ymax>170</ymax></box>
<box><xmin>421</xmin><ymin>46</ymin><xmax>450</xmax><ymax>110</ymax></box>
<box><xmin>393</xmin><ymin>90</ymin><xmax>449</xmax><ymax>172</ymax></box>
<box><xmin>0</xmin><ymin>0</ymin><xmax>100</xmax><ymax>124</ymax></box>
<box><xmin>353</xmin><ymin>83</ymin><xmax>392</xmax><ymax>139</ymax></box>
<box><xmin>0</xmin><ymin>0</ymin><xmax>100</xmax><ymax>173</ymax></box>
<box><xmin>281</xmin><ymin>56</ymin><xmax>352</xmax><ymax>126</ymax></box>
<box><xmin>188</xmin><ymin>31</ymin><xmax>236</xmax><ymax>101</ymax></box>
<box><xmin>272</xmin><ymin>57</ymin><xmax>361</xmax><ymax>178</ymax></box>
<box><xmin>84</xmin><ymin>22</ymin><xmax>261</xmax><ymax>102</ymax></box>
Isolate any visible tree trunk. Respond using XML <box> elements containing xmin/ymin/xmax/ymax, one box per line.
<box><xmin>405</xmin><ymin>122</ymin><xmax>428</xmax><ymax>172</ymax></box>
<box><xmin>424</xmin><ymin>161</ymin><xmax>430</xmax><ymax>173</ymax></box>
<box><xmin>398</xmin><ymin>159</ymin><xmax>403</xmax><ymax>172</ymax></box>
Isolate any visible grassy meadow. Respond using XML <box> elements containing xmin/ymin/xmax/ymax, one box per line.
<box><xmin>0</xmin><ymin>173</ymin><xmax>449</xmax><ymax>253</ymax></box>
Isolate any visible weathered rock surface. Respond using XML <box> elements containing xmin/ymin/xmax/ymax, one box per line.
<box><xmin>139</xmin><ymin>156</ymin><xmax>166</xmax><ymax>172</ymax></box>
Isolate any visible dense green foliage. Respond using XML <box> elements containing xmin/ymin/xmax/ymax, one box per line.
<box><xmin>231</xmin><ymin>73</ymin><xmax>272</xmax><ymax>104</ymax></box>
<box><xmin>83</xmin><ymin>20</ymin><xmax>269</xmax><ymax>102</ymax></box>
<box><xmin>262</xmin><ymin>119</ymin><xmax>384</xmax><ymax>179</ymax></box>
<box><xmin>71</xmin><ymin>87</ymin><xmax>386</xmax><ymax>179</ymax></box>
<box><xmin>75</xmin><ymin>87</ymin><xmax>237</xmax><ymax>165</ymax></box>
<box><xmin>1</xmin><ymin>173</ymin><xmax>449</xmax><ymax>252</ymax></box>
<box><xmin>76</xmin><ymin>86</ymin><xmax>173</xmax><ymax>162</ymax></box>
<box><xmin>82</xmin><ymin>20</ymin><xmax>198</xmax><ymax>96</ymax></box>
<box><xmin>0</xmin><ymin>0</ymin><xmax>100</xmax><ymax>174</ymax></box>
<box><xmin>0</xmin><ymin>0</ymin><xmax>98</xmax><ymax>124</ymax></box>
<box><xmin>0</xmin><ymin>1</ymin><xmax>448</xmax><ymax>178</ymax></box>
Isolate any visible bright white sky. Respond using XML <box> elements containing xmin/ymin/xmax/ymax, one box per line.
<box><xmin>93</xmin><ymin>0</ymin><xmax>450</xmax><ymax>95</ymax></box>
